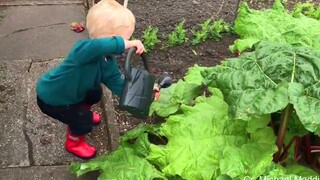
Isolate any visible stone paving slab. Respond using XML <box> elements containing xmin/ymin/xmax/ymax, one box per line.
<box><xmin>0</xmin><ymin>59</ymin><xmax>120</xmax><ymax>169</ymax></box>
<box><xmin>0</xmin><ymin>1</ymin><xmax>122</xmax><ymax>179</ymax></box>
<box><xmin>0</xmin><ymin>0</ymin><xmax>83</xmax><ymax>6</ymax></box>
<box><xmin>0</xmin><ymin>5</ymin><xmax>87</xmax><ymax>61</ymax></box>
<box><xmin>0</xmin><ymin>60</ymin><xmax>31</xmax><ymax>168</ymax></box>
<box><xmin>26</xmin><ymin>59</ymin><xmax>79</xmax><ymax>166</ymax></box>
<box><xmin>0</xmin><ymin>165</ymin><xmax>98</xmax><ymax>180</ymax></box>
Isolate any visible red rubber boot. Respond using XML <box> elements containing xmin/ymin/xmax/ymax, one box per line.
<box><xmin>83</xmin><ymin>104</ymin><xmax>101</xmax><ymax>124</ymax></box>
<box><xmin>65</xmin><ymin>129</ymin><xmax>96</xmax><ymax>159</ymax></box>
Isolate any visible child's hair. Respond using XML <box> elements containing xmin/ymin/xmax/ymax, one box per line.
<box><xmin>86</xmin><ymin>0</ymin><xmax>135</xmax><ymax>38</ymax></box>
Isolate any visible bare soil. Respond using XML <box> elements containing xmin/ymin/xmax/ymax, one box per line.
<box><xmin>113</xmin><ymin>0</ymin><xmax>317</xmax><ymax>134</ymax></box>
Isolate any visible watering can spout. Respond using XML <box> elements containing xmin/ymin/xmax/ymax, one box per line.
<box><xmin>158</xmin><ymin>74</ymin><xmax>173</xmax><ymax>89</ymax></box>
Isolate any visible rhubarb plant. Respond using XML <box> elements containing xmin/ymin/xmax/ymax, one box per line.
<box><xmin>70</xmin><ymin>86</ymin><xmax>318</xmax><ymax>179</ymax></box>
<box><xmin>204</xmin><ymin>41</ymin><xmax>320</xmax><ymax>161</ymax></box>
<box><xmin>69</xmin><ymin>49</ymin><xmax>320</xmax><ymax>178</ymax></box>
<box><xmin>230</xmin><ymin>0</ymin><xmax>320</xmax><ymax>53</ymax></box>
<box><xmin>148</xmin><ymin>88</ymin><xmax>277</xmax><ymax>179</ymax></box>
<box><xmin>70</xmin><ymin>88</ymin><xmax>277</xmax><ymax>179</ymax></box>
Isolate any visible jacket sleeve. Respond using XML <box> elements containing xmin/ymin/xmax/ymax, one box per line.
<box><xmin>68</xmin><ymin>36</ymin><xmax>125</xmax><ymax>65</ymax></box>
<box><xmin>103</xmin><ymin>63</ymin><xmax>124</xmax><ymax>96</ymax></box>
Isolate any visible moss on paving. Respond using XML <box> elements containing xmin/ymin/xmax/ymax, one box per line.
<box><xmin>0</xmin><ymin>7</ymin><xmax>6</xmax><ymax>24</ymax></box>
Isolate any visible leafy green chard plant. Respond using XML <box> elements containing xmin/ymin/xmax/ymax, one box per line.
<box><xmin>191</xmin><ymin>19</ymin><xmax>231</xmax><ymax>45</ymax></box>
<box><xmin>142</xmin><ymin>26</ymin><xmax>160</xmax><ymax>52</ymax></box>
<box><xmin>167</xmin><ymin>19</ymin><xmax>188</xmax><ymax>47</ymax></box>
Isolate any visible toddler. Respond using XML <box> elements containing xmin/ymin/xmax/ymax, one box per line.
<box><xmin>36</xmin><ymin>0</ymin><xmax>158</xmax><ymax>159</ymax></box>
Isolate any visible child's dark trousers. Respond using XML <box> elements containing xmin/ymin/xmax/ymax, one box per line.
<box><xmin>36</xmin><ymin>87</ymin><xmax>102</xmax><ymax>136</ymax></box>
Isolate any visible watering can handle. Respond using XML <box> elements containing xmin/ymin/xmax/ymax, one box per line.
<box><xmin>124</xmin><ymin>48</ymin><xmax>151</xmax><ymax>80</ymax></box>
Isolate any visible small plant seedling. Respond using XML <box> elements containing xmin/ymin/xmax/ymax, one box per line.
<box><xmin>142</xmin><ymin>26</ymin><xmax>160</xmax><ymax>52</ymax></box>
<box><xmin>293</xmin><ymin>2</ymin><xmax>320</xmax><ymax>20</ymax></box>
<box><xmin>191</xmin><ymin>19</ymin><xmax>231</xmax><ymax>45</ymax></box>
<box><xmin>191</xmin><ymin>19</ymin><xmax>212</xmax><ymax>45</ymax></box>
<box><xmin>211</xmin><ymin>19</ymin><xmax>229</xmax><ymax>39</ymax></box>
<box><xmin>167</xmin><ymin>19</ymin><xmax>188</xmax><ymax>47</ymax></box>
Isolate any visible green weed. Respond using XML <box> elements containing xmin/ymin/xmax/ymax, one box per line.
<box><xmin>0</xmin><ymin>7</ymin><xmax>6</xmax><ymax>24</ymax></box>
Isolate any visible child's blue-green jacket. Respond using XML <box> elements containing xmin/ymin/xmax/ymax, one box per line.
<box><xmin>36</xmin><ymin>36</ymin><xmax>125</xmax><ymax>106</ymax></box>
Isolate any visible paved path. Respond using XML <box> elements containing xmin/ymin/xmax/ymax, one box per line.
<box><xmin>0</xmin><ymin>1</ymin><xmax>120</xmax><ymax>179</ymax></box>
<box><xmin>0</xmin><ymin>3</ymin><xmax>86</xmax><ymax>60</ymax></box>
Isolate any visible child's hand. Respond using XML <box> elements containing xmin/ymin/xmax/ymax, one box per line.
<box><xmin>153</xmin><ymin>86</ymin><xmax>160</xmax><ymax>101</ymax></box>
<box><xmin>124</xmin><ymin>40</ymin><xmax>145</xmax><ymax>54</ymax></box>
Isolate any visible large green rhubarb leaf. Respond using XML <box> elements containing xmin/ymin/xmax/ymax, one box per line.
<box><xmin>149</xmin><ymin>65</ymin><xmax>211</xmax><ymax>118</ymax></box>
<box><xmin>230</xmin><ymin>0</ymin><xmax>320</xmax><ymax>52</ymax></box>
<box><xmin>285</xmin><ymin>164</ymin><xmax>319</xmax><ymax>177</ymax></box>
<box><xmin>70</xmin><ymin>124</ymin><xmax>166</xmax><ymax>179</ymax></box>
<box><xmin>220</xmin><ymin>128</ymin><xmax>277</xmax><ymax>179</ymax></box>
<box><xmin>70</xmin><ymin>148</ymin><xmax>165</xmax><ymax>180</ymax></box>
<box><xmin>205</xmin><ymin>41</ymin><xmax>320</xmax><ymax>135</ymax></box>
<box><xmin>263</xmin><ymin>163</ymin><xmax>319</xmax><ymax>178</ymax></box>
<box><xmin>183</xmin><ymin>64</ymin><xmax>210</xmax><ymax>85</ymax></box>
<box><xmin>119</xmin><ymin>124</ymin><xmax>162</xmax><ymax>158</ymax></box>
<box><xmin>147</xmin><ymin>88</ymin><xmax>277</xmax><ymax>179</ymax></box>
<box><xmin>149</xmin><ymin>79</ymin><xmax>201</xmax><ymax>117</ymax></box>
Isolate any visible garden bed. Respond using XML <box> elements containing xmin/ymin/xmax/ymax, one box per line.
<box><xmin>112</xmin><ymin>0</ymin><xmax>315</xmax><ymax>134</ymax></box>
